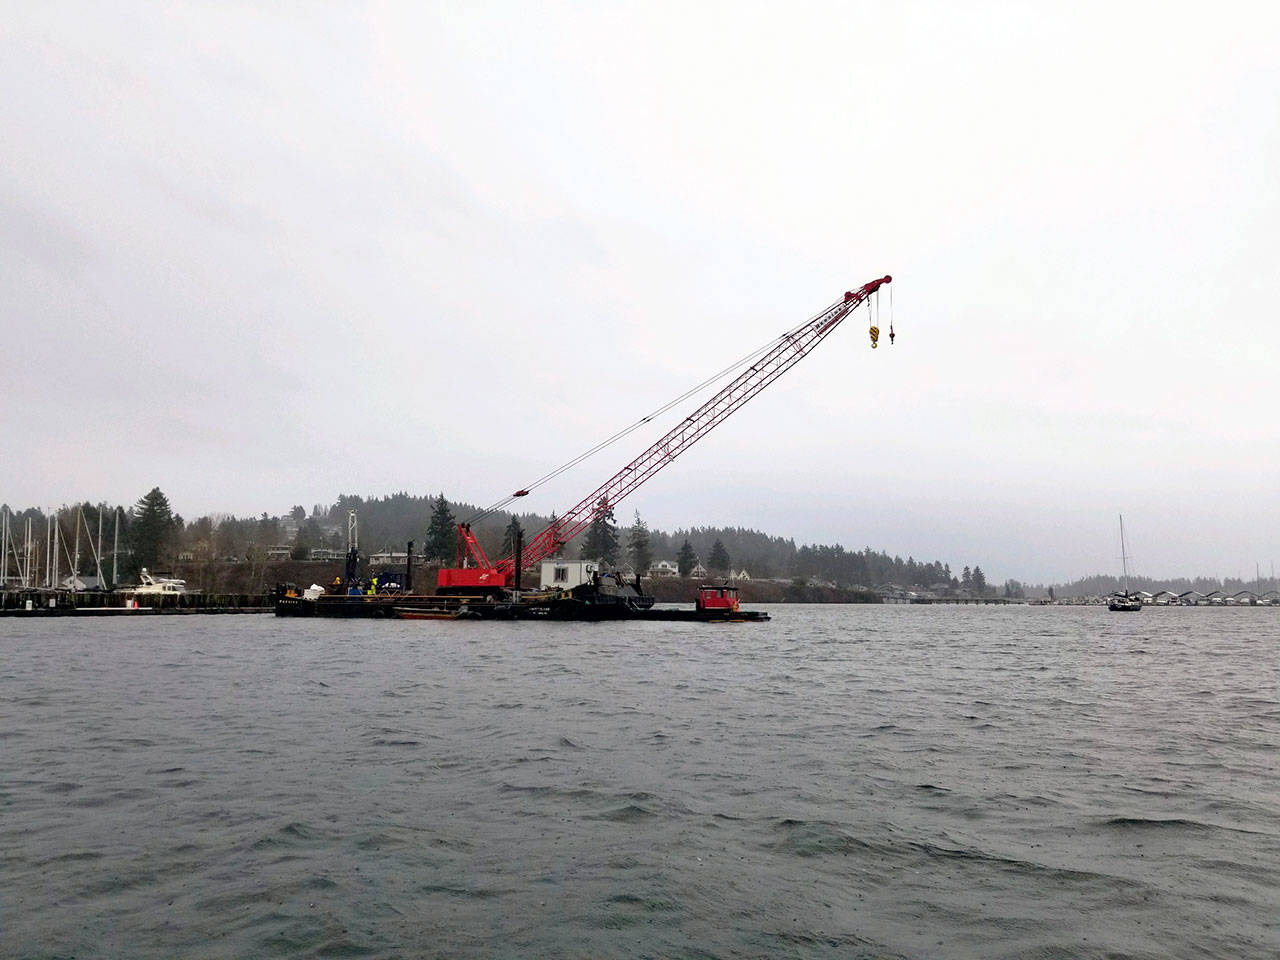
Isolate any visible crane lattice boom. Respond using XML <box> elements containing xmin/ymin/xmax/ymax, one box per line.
<box><xmin>491</xmin><ymin>275</ymin><xmax>891</xmax><ymax>579</ymax></box>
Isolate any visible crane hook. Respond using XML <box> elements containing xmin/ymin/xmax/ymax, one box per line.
<box><xmin>869</xmin><ymin>324</ymin><xmax>879</xmax><ymax>349</ymax></box>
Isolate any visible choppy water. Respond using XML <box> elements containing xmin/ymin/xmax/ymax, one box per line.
<box><xmin>2</xmin><ymin>605</ymin><xmax>1278</xmax><ymax>959</ymax></box>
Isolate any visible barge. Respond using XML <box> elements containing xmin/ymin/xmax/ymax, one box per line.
<box><xmin>275</xmin><ymin>579</ymin><xmax>768</xmax><ymax>623</ymax></box>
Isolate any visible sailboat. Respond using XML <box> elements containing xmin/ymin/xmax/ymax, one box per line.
<box><xmin>1108</xmin><ymin>514</ymin><xmax>1142</xmax><ymax>612</ymax></box>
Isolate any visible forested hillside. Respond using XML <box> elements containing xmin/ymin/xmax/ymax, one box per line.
<box><xmin>9</xmin><ymin>488</ymin><xmax>1271</xmax><ymax>598</ymax></box>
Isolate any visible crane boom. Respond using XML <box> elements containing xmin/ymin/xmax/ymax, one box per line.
<box><xmin>437</xmin><ymin>275</ymin><xmax>891</xmax><ymax>592</ymax></box>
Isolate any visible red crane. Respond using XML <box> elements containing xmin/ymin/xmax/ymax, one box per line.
<box><xmin>438</xmin><ymin>274</ymin><xmax>893</xmax><ymax>593</ymax></box>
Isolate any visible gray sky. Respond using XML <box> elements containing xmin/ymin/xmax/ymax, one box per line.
<box><xmin>3</xmin><ymin>1</ymin><xmax>1278</xmax><ymax>583</ymax></box>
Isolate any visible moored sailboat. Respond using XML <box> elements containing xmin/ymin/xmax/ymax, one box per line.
<box><xmin>1108</xmin><ymin>514</ymin><xmax>1142</xmax><ymax>612</ymax></box>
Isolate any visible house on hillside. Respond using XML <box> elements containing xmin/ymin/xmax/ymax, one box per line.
<box><xmin>876</xmin><ymin>583</ymin><xmax>917</xmax><ymax>603</ymax></box>
<box><xmin>690</xmin><ymin>562</ymin><xmax>708</xmax><ymax>579</ymax></box>
<box><xmin>730</xmin><ymin>568</ymin><xmax>751</xmax><ymax>581</ymax></box>
<box><xmin>264</xmin><ymin>545</ymin><xmax>292</xmax><ymax>561</ymax></box>
<box><xmin>648</xmin><ymin>560</ymin><xmax>679</xmax><ymax>579</ymax></box>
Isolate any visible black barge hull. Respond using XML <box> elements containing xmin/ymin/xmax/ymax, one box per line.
<box><xmin>275</xmin><ymin>594</ymin><xmax>768</xmax><ymax>622</ymax></box>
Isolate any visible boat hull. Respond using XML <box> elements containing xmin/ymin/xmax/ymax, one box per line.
<box><xmin>275</xmin><ymin>591</ymin><xmax>769</xmax><ymax>622</ymax></box>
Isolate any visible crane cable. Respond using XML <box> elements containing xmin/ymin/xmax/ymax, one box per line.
<box><xmin>889</xmin><ymin>283</ymin><xmax>895</xmax><ymax>344</ymax></box>
<box><xmin>465</xmin><ymin>299</ymin><xmax>854</xmax><ymax>526</ymax></box>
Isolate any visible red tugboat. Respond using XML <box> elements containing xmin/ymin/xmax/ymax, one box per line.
<box><xmin>696</xmin><ymin>584</ymin><xmax>741</xmax><ymax>614</ymax></box>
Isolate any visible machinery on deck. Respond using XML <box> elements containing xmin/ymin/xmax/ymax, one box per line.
<box><xmin>437</xmin><ymin>275</ymin><xmax>893</xmax><ymax>596</ymax></box>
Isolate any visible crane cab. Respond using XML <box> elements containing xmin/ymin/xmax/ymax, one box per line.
<box><xmin>695</xmin><ymin>584</ymin><xmax>740</xmax><ymax>612</ymax></box>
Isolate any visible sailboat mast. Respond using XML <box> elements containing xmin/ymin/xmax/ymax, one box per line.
<box><xmin>1119</xmin><ymin>513</ymin><xmax>1130</xmax><ymax>594</ymax></box>
<box><xmin>73</xmin><ymin>508</ymin><xmax>81</xmax><ymax>593</ymax></box>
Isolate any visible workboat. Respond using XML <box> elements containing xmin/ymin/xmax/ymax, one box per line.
<box><xmin>1108</xmin><ymin>515</ymin><xmax>1142</xmax><ymax>612</ymax></box>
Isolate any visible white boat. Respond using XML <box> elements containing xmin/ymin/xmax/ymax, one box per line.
<box><xmin>128</xmin><ymin>568</ymin><xmax>188</xmax><ymax>596</ymax></box>
<box><xmin>1108</xmin><ymin>515</ymin><xmax>1141</xmax><ymax>612</ymax></box>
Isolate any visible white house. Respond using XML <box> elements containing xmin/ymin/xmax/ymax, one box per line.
<box><xmin>730</xmin><ymin>568</ymin><xmax>751</xmax><ymax>581</ymax></box>
<box><xmin>541</xmin><ymin>559</ymin><xmax>599</xmax><ymax>590</ymax></box>
<box><xmin>647</xmin><ymin>560</ymin><xmax>679</xmax><ymax>579</ymax></box>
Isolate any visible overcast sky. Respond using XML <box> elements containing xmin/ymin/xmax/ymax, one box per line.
<box><xmin>3</xmin><ymin>2</ymin><xmax>1278</xmax><ymax>583</ymax></box>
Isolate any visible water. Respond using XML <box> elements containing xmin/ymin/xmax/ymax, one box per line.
<box><xmin>2</xmin><ymin>605</ymin><xmax>1278</xmax><ymax>959</ymax></box>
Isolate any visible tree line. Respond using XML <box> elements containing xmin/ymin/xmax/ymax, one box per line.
<box><xmin>28</xmin><ymin>487</ymin><xmax>1246</xmax><ymax>597</ymax></box>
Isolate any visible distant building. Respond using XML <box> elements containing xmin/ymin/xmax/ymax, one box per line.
<box><xmin>309</xmin><ymin>547</ymin><xmax>344</xmax><ymax>562</ymax></box>
<box><xmin>264</xmin><ymin>545</ymin><xmax>292</xmax><ymax>561</ymax></box>
<box><xmin>647</xmin><ymin>560</ymin><xmax>679</xmax><ymax>579</ymax></box>
<box><xmin>690</xmin><ymin>562</ymin><xmax>708</xmax><ymax>579</ymax></box>
<box><xmin>730</xmin><ymin>568</ymin><xmax>751</xmax><ymax>581</ymax></box>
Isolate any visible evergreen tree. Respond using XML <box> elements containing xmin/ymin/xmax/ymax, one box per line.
<box><xmin>502</xmin><ymin>515</ymin><xmax>523</xmax><ymax>557</ymax></box>
<box><xmin>291</xmin><ymin>517</ymin><xmax>322</xmax><ymax>561</ymax></box>
<box><xmin>579</xmin><ymin>497</ymin><xmax>619</xmax><ymax>564</ymax></box>
<box><xmin>708</xmin><ymin>538</ymin><xmax>730</xmax><ymax>573</ymax></box>
<box><xmin>961</xmin><ymin>565</ymin><xmax>972</xmax><ymax>589</ymax></box>
<box><xmin>547</xmin><ymin>512</ymin><xmax>562</xmax><ymax>554</ymax></box>
<box><xmin>257</xmin><ymin>514</ymin><xmax>280</xmax><ymax>547</ymax></box>
<box><xmin>972</xmin><ymin>565</ymin><xmax>987</xmax><ymax>596</ymax></box>
<box><xmin>130</xmin><ymin>487</ymin><xmax>175</xmax><ymax>575</ymax></box>
<box><xmin>676</xmin><ymin>539</ymin><xmax>698</xmax><ymax>577</ymax></box>
<box><xmin>425</xmin><ymin>493</ymin><xmax>456</xmax><ymax>564</ymax></box>
<box><xmin>627</xmin><ymin>510</ymin><xmax>652</xmax><ymax>576</ymax></box>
